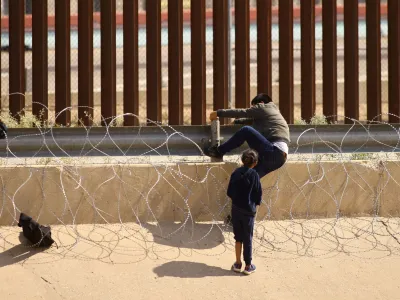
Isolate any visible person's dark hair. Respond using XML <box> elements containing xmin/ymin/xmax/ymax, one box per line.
<box><xmin>241</xmin><ymin>149</ymin><xmax>259</xmax><ymax>168</ymax></box>
<box><xmin>251</xmin><ymin>93</ymin><xmax>272</xmax><ymax>106</ymax></box>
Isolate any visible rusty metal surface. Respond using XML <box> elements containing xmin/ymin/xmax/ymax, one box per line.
<box><xmin>9</xmin><ymin>0</ymin><xmax>25</xmax><ymax>119</ymax></box>
<box><xmin>344</xmin><ymin>0</ymin><xmax>359</xmax><ymax>123</ymax></box>
<box><xmin>168</xmin><ymin>0</ymin><xmax>184</xmax><ymax>125</ymax></box>
<box><xmin>101</xmin><ymin>0</ymin><xmax>117</xmax><ymax>126</ymax></box>
<box><xmin>123</xmin><ymin>0</ymin><xmax>139</xmax><ymax>126</ymax></box>
<box><xmin>257</xmin><ymin>0</ymin><xmax>272</xmax><ymax>96</ymax></box>
<box><xmin>279</xmin><ymin>0</ymin><xmax>294</xmax><ymax>123</ymax></box>
<box><xmin>388</xmin><ymin>0</ymin><xmax>400</xmax><ymax>123</ymax></box>
<box><xmin>32</xmin><ymin>0</ymin><xmax>48</xmax><ymax>121</ymax></box>
<box><xmin>55</xmin><ymin>0</ymin><xmax>71</xmax><ymax>126</ymax></box>
<box><xmin>235</xmin><ymin>0</ymin><xmax>250</xmax><ymax>108</ymax></box>
<box><xmin>191</xmin><ymin>0</ymin><xmax>207</xmax><ymax>125</ymax></box>
<box><xmin>301</xmin><ymin>0</ymin><xmax>316</xmax><ymax>122</ymax></box>
<box><xmin>213</xmin><ymin>0</ymin><xmax>229</xmax><ymax>124</ymax></box>
<box><xmin>322</xmin><ymin>0</ymin><xmax>337</xmax><ymax>123</ymax></box>
<box><xmin>3</xmin><ymin>0</ymin><xmax>398</xmax><ymax>127</ymax></box>
<box><xmin>366</xmin><ymin>0</ymin><xmax>381</xmax><ymax>122</ymax></box>
<box><xmin>146</xmin><ymin>0</ymin><xmax>162</xmax><ymax>123</ymax></box>
<box><xmin>78</xmin><ymin>0</ymin><xmax>94</xmax><ymax>126</ymax></box>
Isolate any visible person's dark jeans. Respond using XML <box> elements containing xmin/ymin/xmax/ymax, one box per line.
<box><xmin>218</xmin><ymin>126</ymin><xmax>287</xmax><ymax>178</ymax></box>
<box><xmin>231</xmin><ymin>207</ymin><xmax>254</xmax><ymax>266</ymax></box>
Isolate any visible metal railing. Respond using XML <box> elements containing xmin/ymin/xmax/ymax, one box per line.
<box><xmin>1</xmin><ymin>123</ymin><xmax>399</xmax><ymax>157</ymax></box>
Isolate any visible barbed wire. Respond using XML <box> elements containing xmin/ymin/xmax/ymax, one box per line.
<box><xmin>0</xmin><ymin>103</ymin><xmax>400</xmax><ymax>265</ymax></box>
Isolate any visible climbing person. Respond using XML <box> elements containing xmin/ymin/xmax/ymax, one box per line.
<box><xmin>205</xmin><ymin>93</ymin><xmax>289</xmax><ymax>178</ymax></box>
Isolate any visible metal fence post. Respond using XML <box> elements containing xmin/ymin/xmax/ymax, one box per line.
<box><xmin>211</xmin><ymin>118</ymin><xmax>221</xmax><ymax>147</ymax></box>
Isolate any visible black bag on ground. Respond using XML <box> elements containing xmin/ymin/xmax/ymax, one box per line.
<box><xmin>17</xmin><ymin>213</ymin><xmax>55</xmax><ymax>248</ymax></box>
<box><xmin>0</xmin><ymin>120</ymin><xmax>7</xmax><ymax>139</ymax></box>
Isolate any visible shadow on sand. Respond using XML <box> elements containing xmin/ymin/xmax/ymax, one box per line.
<box><xmin>153</xmin><ymin>261</ymin><xmax>238</xmax><ymax>278</ymax></box>
<box><xmin>0</xmin><ymin>233</ymin><xmax>46</xmax><ymax>268</ymax></box>
<box><xmin>143</xmin><ymin>221</ymin><xmax>231</xmax><ymax>250</ymax></box>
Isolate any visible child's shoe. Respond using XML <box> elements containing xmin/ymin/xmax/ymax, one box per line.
<box><xmin>243</xmin><ymin>264</ymin><xmax>256</xmax><ymax>275</ymax></box>
<box><xmin>231</xmin><ymin>262</ymin><xmax>242</xmax><ymax>273</ymax></box>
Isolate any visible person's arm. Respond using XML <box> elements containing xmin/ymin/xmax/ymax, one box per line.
<box><xmin>227</xmin><ymin>174</ymin><xmax>234</xmax><ymax>199</ymax></box>
<box><xmin>253</xmin><ymin>173</ymin><xmax>263</xmax><ymax>206</ymax></box>
<box><xmin>233</xmin><ymin>118</ymin><xmax>253</xmax><ymax>125</ymax></box>
<box><xmin>209</xmin><ymin>105</ymin><xmax>264</xmax><ymax>121</ymax></box>
<box><xmin>217</xmin><ymin>106</ymin><xmax>262</xmax><ymax>119</ymax></box>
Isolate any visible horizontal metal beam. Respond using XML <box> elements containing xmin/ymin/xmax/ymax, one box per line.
<box><xmin>1</xmin><ymin>124</ymin><xmax>399</xmax><ymax>157</ymax></box>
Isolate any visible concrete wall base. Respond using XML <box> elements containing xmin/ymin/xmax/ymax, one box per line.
<box><xmin>0</xmin><ymin>159</ymin><xmax>398</xmax><ymax>226</ymax></box>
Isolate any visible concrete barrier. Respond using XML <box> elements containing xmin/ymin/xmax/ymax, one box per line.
<box><xmin>0</xmin><ymin>158</ymin><xmax>398</xmax><ymax>226</ymax></box>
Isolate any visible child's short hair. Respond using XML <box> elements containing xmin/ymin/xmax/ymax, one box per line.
<box><xmin>241</xmin><ymin>149</ymin><xmax>259</xmax><ymax>167</ymax></box>
<box><xmin>251</xmin><ymin>93</ymin><xmax>272</xmax><ymax>106</ymax></box>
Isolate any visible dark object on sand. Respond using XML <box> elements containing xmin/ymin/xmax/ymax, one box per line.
<box><xmin>0</xmin><ymin>121</ymin><xmax>7</xmax><ymax>139</ymax></box>
<box><xmin>17</xmin><ymin>213</ymin><xmax>55</xmax><ymax>248</ymax></box>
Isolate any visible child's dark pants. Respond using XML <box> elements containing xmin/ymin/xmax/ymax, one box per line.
<box><xmin>231</xmin><ymin>207</ymin><xmax>255</xmax><ymax>266</ymax></box>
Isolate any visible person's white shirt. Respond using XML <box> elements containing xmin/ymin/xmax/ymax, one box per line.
<box><xmin>272</xmin><ymin>141</ymin><xmax>288</xmax><ymax>155</ymax></box>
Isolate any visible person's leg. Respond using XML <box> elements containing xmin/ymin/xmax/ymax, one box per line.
<box><xmin>254</xmin><ymin>148</ymin><xmax>287</xmax><ymax>179</ymax></box>
<box><xmin>231</xmin><ymin>209</ymin><xmax>244</xmax><ymax>271</ymax></box>
<box><xmin>218</xmin><ymin>126</ymin><xmax>274</xmax><ymax>156</ymax></box>
<box><xmin>235</xmin><ymin>242</ymin><xmax>242</xmax><ymax>264</ymax></box>
<box><xmin>253</xmin><ymin>156</ymin><xmax>268</xmax><ymax>178</ymax></box>
<box><xmin>242</xmin><ymin>215</ymin><xmax>255</xmax><ymax>267</ymax></box>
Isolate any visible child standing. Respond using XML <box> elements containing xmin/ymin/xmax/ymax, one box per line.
<box><xmin>227</xmin><ymin>149</ymin><xmax>262</xmax><ymax>275</ymax></box>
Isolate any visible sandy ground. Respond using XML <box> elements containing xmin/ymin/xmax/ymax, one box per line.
<box><xmin>1</xmin><ymin>218</ymin><xmax>400</xmax><ymax>300</ymax></box>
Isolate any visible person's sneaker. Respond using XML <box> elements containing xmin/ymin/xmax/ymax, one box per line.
<box><xmin>204</xmin><ymin>145</ymin><xmax>224</xmax><ymax>159</ymax></box>
<box><xmin>231</xmin><ymin>262</ymin><xmax>242</xmax><ymax>273</ymax></box>
<box><xmin>243</xmin><ymin>264</ymin><xmax>256</xmax><ymax>275</ymax></box>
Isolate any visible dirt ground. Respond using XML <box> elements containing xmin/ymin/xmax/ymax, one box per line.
<box><xmin>1</xmin><ymin>219</ymin><xmax>400</xmax><ymax>300</ymax></box>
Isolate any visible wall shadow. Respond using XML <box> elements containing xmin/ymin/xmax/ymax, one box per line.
<box><xmin>143</xmin><ymin>222</ymin><xmax>230</xmax><ymax>250</ymax></box>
